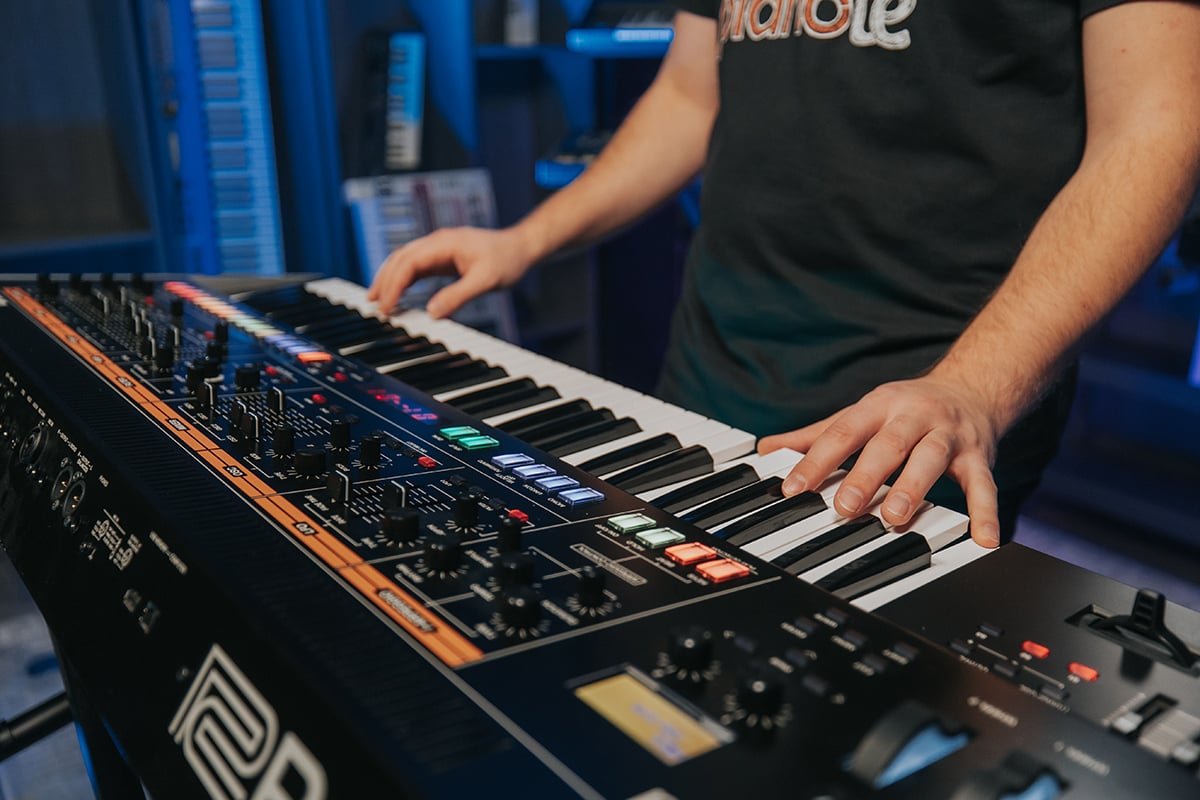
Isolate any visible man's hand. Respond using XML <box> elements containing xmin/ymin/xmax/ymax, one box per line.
<box><xmin>757</xmin><ymin>375</ymin><xmax>1003</xmax><ymax>548</ymax></box>
<box><xmin>367</xmin><ymin>226</ymin><xmax>534</xmax><ymax>318</ymax></box>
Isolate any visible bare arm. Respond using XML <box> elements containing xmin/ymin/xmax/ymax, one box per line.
<box><xmin>762</xmin><ymin>0</ymin><xmax>1200</xmax><ymax>546</ymax></box>
<box><xmin>368</xmin><ymin>11</ymin><xmax>720</xmax><ymax>316</ymax></box>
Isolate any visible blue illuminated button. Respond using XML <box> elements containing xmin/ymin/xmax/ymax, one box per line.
<box><xmin>458</xmin><ymin>435</ymin><xmax>500</xmax><ymax>450</ymax></box>
<box><xmin>560</xmin><ymin>487</ymin><xmax>605</xmax><ymax>507</ymax></box>
<box><xmin>491</xmin><ymin>453</ymin><xmax>534</xmax><ymax>469</ymax></box>
<box><xmin>535</xmin><ymin>475</ymin><xmax>580</xmax><ymax>492</ymax></box>
<box><xmin>439</xmin><ymin>426</ymin><xmax>480</xmax><ymax>440</ymax></box>
<box><xmin>513</xmin><ymin>464</ymin><xmax>555</xmax><ymax>480</ymax></box>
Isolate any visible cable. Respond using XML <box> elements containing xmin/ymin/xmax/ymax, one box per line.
<box><xmin>0</xmin><ymin>691</ymin><xmax>74</xmax><ymax>762</ymax></box>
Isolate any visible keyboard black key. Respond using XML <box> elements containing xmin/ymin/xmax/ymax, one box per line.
<box><xmin>409</xmin><ymin>362</ymin><xmax>507</xmax><ymax>394</ymax></box>
<box><xmin>541</xmin><ymin>417</ymin><xmax>642</xmax><ymax>457</ymax></box>
<box><xmin>605</xmin><ymin>445</ymin><xmax>713</xmax><ymax>494</ymax></box>
<box><xmin>267</xmin><ymin>300</ymin><xmax>344</xmax><ymax>325</ymax></box>
<box><xmin>719</xmin><ymin>492</ymin><xmax>827</xmax><ymax>547</ymax></box>
<box><xmin>445</xmin><ymin>377</ymin><xmax>537</xmax><ymax>409</ymax></box>
<box><xmin>814</xmin><ymin>531</ymin><xmax>932</xmax><ymax>600</ymax></box>
<box><xmin>457</xmin><ymin>384</ymin><xmax>561</xmax><ymax>418</ymax></box>
<box><xmin>577</xmin><ymin>432</ymin><xmax>682</xmax><ymax>476</ymax></box>
<box><xmin>651</xmin><ymin>464</ymin><xmax>759</xmax><ymax>515</ymax></box>
<box><xmin>771</xmin><ymin>515</ymin><xmax>887</xmax><ymax>575</ymax></box>
<box><xmin>349</xmin><ymin>337</ymin><xmax>445</xmax><ymax>365</ymax></box>
<box><xmin>521</xmin><ymin>409</ymin><xmax>616</xmax><ymax>448</ymax></box>
<box><xmin>497</xmin><ymin>399</ymin><xmax>593</xmax><ymax>436</ymax></box>
<box><xmin>682</xmin><ymin>477</ymin><xmax>784</xmax><ymax>530</ymax></box>
<box><xmin>383</xmin><ymin>352</ymin><xmax>474</xmax><ymax>381</ymax></box>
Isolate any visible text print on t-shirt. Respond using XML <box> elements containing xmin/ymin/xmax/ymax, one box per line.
<box><xmin>719</xmin><ymin>0</ymin><xmax>917</xmax><ymax>51</ymax></box>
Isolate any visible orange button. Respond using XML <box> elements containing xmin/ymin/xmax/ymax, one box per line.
<box><xmin>664</xmin><ymin>542</ymin><xmax>718</xmax><ymax>566</ymax></box>
<box><xmin>1068</xmin><ymin>662</ymin><xmax>1099</xmax><ymax>681</ymax></box>
<box><xmin>1022</xmin><ymin>640</ymin><xmax>1050</xmax><ymax>659</ymax></box>
<box><xmin>298</xmin><ymin>351</ymin><xmax>333</xmax><ymax>363</ymax></box>
<box><xmin>695</xmin><ymin>558</ymin><xmax>751</xmax><ymax>583</ymax></box>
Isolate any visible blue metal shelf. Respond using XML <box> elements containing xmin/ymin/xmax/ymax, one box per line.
<box><xmin>565</xmin><ymin>26</ymin><xmax>672</xmax><ymax>58</ymax></box>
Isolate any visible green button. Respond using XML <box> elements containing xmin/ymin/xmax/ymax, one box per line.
<box><xmin>607</xmin><ymin>513</ymin><xmax>658</xmax><ymax>534</ymax></box>
<box><xmin>459</xmin><ymin>435</ymin><xmax>500</xmax><ymax>450</ymax></box>
<box><xmin>635</xmin><ymin>528</ymin><xmax>687</xmax><ymax>549</ymax></box>
<box><xmin>439</xmin><ymin>426</ymin><xmax>480</xmax><ymax>440</ymax></box>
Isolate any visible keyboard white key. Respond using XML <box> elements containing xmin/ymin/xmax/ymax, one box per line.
<box><xmin>296</xmin><ymin>279</ymin><xmax>992</xmax><ymax>608</ymax></box>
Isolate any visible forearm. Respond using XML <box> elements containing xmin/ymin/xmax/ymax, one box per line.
<box><xmin>931</xmin><ymin>130</ymin><xmax>1200</xmax><ymax>432</ymax></box>
<box><xmin>511</xmin><ymin>13</ymin><xmax>719</xmax><ymax>264</ymax></box>
<box><xmin>931</xmin><ymin>2</ymin><xmax>1200</xmax><ymax>433</ymax></box>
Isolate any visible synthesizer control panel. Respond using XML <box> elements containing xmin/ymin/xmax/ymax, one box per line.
<box><xmin>0</xmin><ymin>275</ymin><xmax>1196</xmax><ymax>798</ymax></box>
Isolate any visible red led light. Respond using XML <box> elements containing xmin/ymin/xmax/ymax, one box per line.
<box><xmin>1022</xmin><ymin>640</ymin><xmax>1050</xmax><ymax>659</ymax></box>
<box><xmin>508</xmin><ymin>509</ymin><xmax>529</xmax><ymax>523</ymax></box>
<box><xmin>417</xmin><ymin>456</ymin><xmax>438</xmax><ymax>469</ymax></box>
<box><xmin>1068</xmin><ymin>662</ymin><xmax>1099</xmax><ymax>682</ymax></box>
<box><xmin>311</xmin><ymin>393</ymin><xmax>327</xmax><ymax>405</ymax></box>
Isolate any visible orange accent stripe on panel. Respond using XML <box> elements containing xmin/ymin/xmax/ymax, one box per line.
<box><xmin>6</xmin><ymin>286</ymin><xmax>481</xmax><ymax>666</ymax></box>
<box><xmin>341</xmin><ymin>565</ymin><xmax>482</xmax><ymax>666</ymax></box>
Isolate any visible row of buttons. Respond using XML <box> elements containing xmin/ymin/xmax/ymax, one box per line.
<box><xmin>439</xmin><ymin>426</ymin><xmax>500</xmax><ymax>451</ymax></box>
<box><xmin>606</xmin><ymin>512</ymin><xmax>751</xmax><ymax>584</ymax></box>
<box><xmin>491</xmin><ymin>453</ymin><xmax>605</xmax><ymax>506</ymax></box>
<box><xmin>164</xmin><ymin>282</ymin><xmax>332</xmax><ymax>365</ymax></box>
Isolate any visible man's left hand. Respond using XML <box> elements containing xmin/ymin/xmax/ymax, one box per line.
<box><xmin>757</xmin><ymin>376</ymin><xmax>1003</xmax><ymax>548</ymax></box>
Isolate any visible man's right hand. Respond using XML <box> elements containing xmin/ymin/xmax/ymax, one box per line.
<box><xmin>366</xmin><ymin>226</ymin><xmax>536</xmax><ymax>318</ymax></box>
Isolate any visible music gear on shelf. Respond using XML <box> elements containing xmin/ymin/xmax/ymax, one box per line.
<box><xmin>350</xmin><ymin>31</ymin><xmax>425</xmax><ymax>174</ymax></box>
<box><xmin>1</xmin><ymin>274</ymin><xmax>1197</xmax><ymax>798</ymax></box>
<box><xmin>567</xmin><ymin>2</ymin><xmax>675</xmax><ymax>57</ymax></box>
<box><xmin>157</xmin><ymin>0</ymin><xmax>286</xmax><ymax>274</ymax></box>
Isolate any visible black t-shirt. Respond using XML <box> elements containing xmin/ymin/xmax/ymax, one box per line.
<box><xmin>659</xmin><ymin>0</ymin><xmax>1128</xmax><ymax>499</ymax></box>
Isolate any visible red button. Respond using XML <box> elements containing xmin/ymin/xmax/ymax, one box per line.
<box><xmin>664</xmin><ymin>542</ymin><xmax>717</xmax><ymax>566</ymax></box>
<box><xmin>1068</xmin><ymin>662</ymin><xmax>1099</xmax><ymax>682</ymax></box>
<box><xmin>1022</xmin><ymin>640</ymin><xmax>1050</xmax><ymax>659</ymax></box>
<box><xmin>311</xmin><ymin>393</ymin><xmax>327</xmax><ymax>405</ymax></box>
<box><xmin>508</xmin><ymin>509</ymin><xmax>529</xmax><ymax>523</ymax></box>
<box><xmin>334</xmin><ymin>371</ymin><xmax>348</xmax><ymax>382</ymax></box>
<box><xmin>695</xmin><ymin>559</ymin><xmax>751</xmax><ymax>584</ymax></box>
<box><xmin>417</xmin><ymin>456</ymin><xmax>438</xmax><ymax>469</ymax></box>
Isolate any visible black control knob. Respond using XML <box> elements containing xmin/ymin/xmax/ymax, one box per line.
<box><xmin>424</xmin><ymin>533</ymin><xmax>461</xmax><ymax>575</ymax></box>
<box><xmin>99</xmin><ymin>273</ymin><xmax>115</xmax><ymax>293</ymax></box>
<box><xmin>382</xmin><ymin>481</ymin><xmax>409</xmax><ymax>509</ymax></box>
<box><xmin>193</xmin><ymin>357</ymin><xmax>221</xmax><ymax>379</ymax></box>
<box><xmin>206</xmin><ymin>339</ymin><xmax>226</xmax><ymax>360</ymax></box>
<box><xmin>498</xmin><ymin>586</ymin><xmax>542</xmax><ymax>631</ymax></box>
<box><xmin>169</xmin><ymin>297</ymin><xmax>184</xmax><ymax>318</ymax></box>
<box><xmin>496</xmin><ymin>516</ymin><xmax>524</xmax><ymax>553</ymax></box>
<box><xmin>293</xmin><ymin>447</ymin><xmax>326</xmax><ymax>477</ymax></box>
<box><xmin>214</xmin><ymin>321</ymin><xmax>229</xmax><ymax>343</ymax></box>
<box><xmin>669</xmin><ymin>627</ymin><xmax>715</xmax><ymax>674</ymax></box>
<box><xmin>737</xmin><ymin>666</ymin><xmax>785</xmax><ymax>719</ymax></box>
<box><xmin>267</xmin><ymin>386</ymin><xmax>287</xmax><ymax>413</ymax></box>
<box><xmin>272</xmin><ymin>425</ymin><xmax>296</xmax><ymax>455</ymax></box>
<box><xmin>576</xmin><ymin>566</ymin><xmax>608</xmax><ymax>609</ymax></box>
<box><xmin>240</xmin><ymin>412</ymin><xmax>261</xmax><ymax>441</ymax></box>
<box><xmin>68</xmin><ymin>274</ymin><xmax>84</xmax><ymax>292</ymax></box>
<box><xmin>454</xmin><ymin>492</ymin><xmax>479</xmax><ymax>529</ymax></box>
<box><xmin>496</xmin><ymin>553</ymin><xmax>535</xmax><ymax>589</ymax></box>
<box><xmin>379</xmin><ymin>509</ymin><xmax>421</xmax><ymax>546</ymax></box>
<box><xmin>186</xmin><ymin>363</ymin><xmax>206</xmax><ymax>392</ymax></box>
<box><xmin>330</xmin><ymin>419</ymin><xmax>352</xmax><ymax>449</ymax></box>
<box><xmin>228</xmin><ymin>401</ymin><xmax>246</xmax><ymax>428</ymax></box>
<box><xmin>359</xmin><ymin>435</ymin><xmax>382</xmax><ymax>467</ymax></box>
<box><xmin>155</xmin><ymin>343</ymin><xmax>175</xmax><ymax>371</ymax></box>
<box><xmin>138</xmin><ymin>336</ymin><xmax>154</xmax><ymax>358</ymax></box>
<box><xmin>235</xmin><ymin>364</ymin><xmax>260</xmax><ymax>391</ymax></box>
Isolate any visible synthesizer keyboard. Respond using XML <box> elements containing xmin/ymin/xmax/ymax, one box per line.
<box><xmin>1</xmin><ymin>274</ymin><xmax>1196</xmax><ymax>798</ymax></box>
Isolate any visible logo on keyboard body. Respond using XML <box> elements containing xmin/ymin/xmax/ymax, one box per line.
<box><xmin>169</xmin><ymin>644</ymin><xmax>327</xmax><ymax>799</ymax></box>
